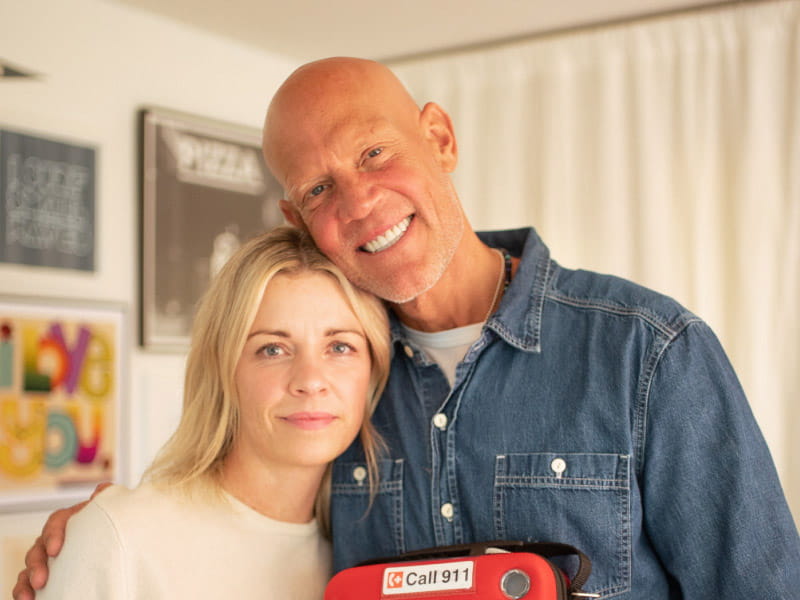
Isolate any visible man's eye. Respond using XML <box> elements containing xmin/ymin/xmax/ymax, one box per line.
<box><xmin>309</xmin><ymin>184</ymin><xmax>325</xmax><ymax>197</ymax></box>
<box><xmin>368</xmin><ymin>148</ymin><xmax>382</xmax><ymax>158</ymax></box>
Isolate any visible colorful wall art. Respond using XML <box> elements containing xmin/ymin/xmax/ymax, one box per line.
<box><xmin>0</xmin><ymin>297</ymin><xmax>124</xmax><ymax>511</ymax></box>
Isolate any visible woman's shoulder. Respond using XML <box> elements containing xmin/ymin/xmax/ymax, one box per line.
<box><xmin>84</xmin><ymin>481</ymin><xmax>198</xmax><ymax>533</ymax></box>
<box><xmin>91</xmin><ymin>482</ymin><xmax>172</xmax><ymax>513</ymax></box>
<box><xmin>90</xmin><ymin>480</ymin><xmax>232</xmax><ymax>537</ymax></box>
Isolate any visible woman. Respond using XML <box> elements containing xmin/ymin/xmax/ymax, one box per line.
<box><xmin>38</xmin><ymin>226</ymin><xmax>390</xmax><ymax>599</ymax></box>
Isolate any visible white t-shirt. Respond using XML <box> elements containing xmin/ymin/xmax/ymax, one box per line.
<box><xmin>38</xmin><ymin>482</ymin><xmax>331</xmax><ymax>600</ymax></box>
<box><xmin>403</xmin><ymin>322</ymin><xmax>484</xmax><ymax>386</ymax></box>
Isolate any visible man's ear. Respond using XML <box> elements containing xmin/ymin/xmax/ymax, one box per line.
<box><xmin>420</xmin><ymin>102</ymin><xmax>458</xmax><ymax>172</ymax></box>
<box><xmin>279</xmin><ymin>199</ymin><xmax>304</xmax><ymax>229</ymax></box>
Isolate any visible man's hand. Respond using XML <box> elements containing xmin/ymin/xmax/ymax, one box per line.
<box><xmin>12</xmin><ymin>483</ymin><xmax>110</xmax><ymax>599</ymax></box>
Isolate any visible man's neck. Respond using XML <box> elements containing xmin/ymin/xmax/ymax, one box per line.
<box><xmin>390</xmin><ymin>231</ymin><xmax>510</xmax><ymax>332</ymax></box>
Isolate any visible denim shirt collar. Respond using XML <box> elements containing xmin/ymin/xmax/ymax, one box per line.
<box><xmin>389</xmin><ymin>227</ymin><xmax>551</xmax><ymax>356</ymax></box>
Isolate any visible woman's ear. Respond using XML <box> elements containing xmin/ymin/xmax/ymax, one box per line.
<box><xmin>420</xmin><ymin>102</ymin><xmax>458</xmax><ymax>172</ymax></box>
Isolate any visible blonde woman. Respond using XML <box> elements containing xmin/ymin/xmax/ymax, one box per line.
<box><xmin>37</xmin><ymin>226</ymin><xmax>390</xmax><ymax>600</ymax></box>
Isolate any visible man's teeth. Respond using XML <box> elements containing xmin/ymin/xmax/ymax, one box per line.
<box><xmin>362</xmin><ymin>217</ymin><xmax>411</xmax><ymax>253</ymax></box>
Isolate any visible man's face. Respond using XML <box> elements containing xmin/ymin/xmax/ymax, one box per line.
<box><xmin>265</xmin><ymin>64</ymin><xmax>465</xmax><ymax>304</ymax></box>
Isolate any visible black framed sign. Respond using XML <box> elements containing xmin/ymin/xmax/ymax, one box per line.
<box><xmin>0</xmin><ymin>128</ymin><xmax>96</xmax><ymax>271</ymax></box>
<box><xmin>139</xmin><ymin>108</ymin><xmax>284</xmax><ymax>351</ymax></box>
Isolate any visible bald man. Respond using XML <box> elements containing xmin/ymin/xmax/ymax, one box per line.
<box><xmin>15</xmin><ymin>58</ymin><xmax>800</xmax><ymax>599</ymax></box>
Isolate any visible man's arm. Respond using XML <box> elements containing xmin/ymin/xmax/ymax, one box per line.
<box><xmin>12</xmin><ymin>484</ymin><xmax>110</xmax><ymax>600</ymax></box>
<box><xmin>641</xmin><ymin>322</ymin><xmax>800</xmax><ymax>597</ymax></box>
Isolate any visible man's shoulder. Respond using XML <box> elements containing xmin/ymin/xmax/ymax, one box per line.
<box><xmin>547</xmin><ymin>262</ymin><xmax>700</xmax><ymax>336</ymax></box>
<box><xmin>477</xmin><ymin>226</ymin><xmax>700</xmax><ymax>337</ymax></box>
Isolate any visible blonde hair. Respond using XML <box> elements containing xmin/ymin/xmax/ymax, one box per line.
<box><xmin>143</xmin><ymin>225</ymin><xmax>390</xmax><ymax>535</ymax></box>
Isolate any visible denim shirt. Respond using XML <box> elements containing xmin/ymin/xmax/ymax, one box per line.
<box><xmin>330</xmin><ymin>227</ymin><xmax>800</xmax><ymax>598</ymax></box>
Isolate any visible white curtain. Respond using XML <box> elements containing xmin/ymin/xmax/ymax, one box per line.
<box><xmin>389</xmin><ymin>0</ymin><xmax>800</xmax><ymax>522</ymax></box>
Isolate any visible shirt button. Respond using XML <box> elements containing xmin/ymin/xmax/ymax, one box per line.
<box><xmin>550</xmin><ymin>458</ymin><xmax>567</xmax><ymax>478</ymax></box>
<box><xmin>440</xmin><ymin>502</ymin><xmax>454</xmax><ymax>520</ymax></box>
<box><xmin>403</xmin><ymin>345</ymin><xmax>414</xmax><ymax>358</ymax></box>
<box><xmin>433</xmin><ymin>413</ymin><xmax>448</xmax><ymax>430</ymax></box>
<box><xmin>352</xmin><ymin>466</ymin><xmax>367</xmax><ymax>484</ymax></box>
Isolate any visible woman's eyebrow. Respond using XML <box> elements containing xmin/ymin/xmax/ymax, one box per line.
<box><xmin>245</xmin><ymin>329</ymin><xmax>289</xmax><ymax>340</ymax></box>
<box><xmin>325</xmin><ymin>328</ymin><xmax>366</xmax><ymax>338</ymax></box>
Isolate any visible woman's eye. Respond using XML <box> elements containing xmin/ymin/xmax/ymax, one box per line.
<box><xmin>331</xmin><ymin>342</ymin><xmax>353</xmax><ymax>354</ymax></box>
<box><xmin>259</xmin><ymin>344</ymin><xmax>284</xmax><ymax>357</ymax></box>
<box><xmin>367</xmin><ymin>147</ymin><xmax>382</xmax><ymax>158</ymax></box>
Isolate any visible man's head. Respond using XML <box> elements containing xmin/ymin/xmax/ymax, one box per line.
<box><xmin>262</xmin><ymin>57</ymin><xmax>467</xmax><ymax>303</ymax></box>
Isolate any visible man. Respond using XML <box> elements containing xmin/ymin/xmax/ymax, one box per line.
<box><xmin>15</xmin><ymin>57</ymin><xmax>800</xmax><ymax>598</ymax></box>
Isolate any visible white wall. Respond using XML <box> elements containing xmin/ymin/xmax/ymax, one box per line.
<box><xmin>0</xmin><ymin>0</ymin><xmax>297</xmax><ymax>591</ymax></box>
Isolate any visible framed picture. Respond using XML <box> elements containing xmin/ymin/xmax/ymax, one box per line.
<box><xmin>0</xmin><ymin>296</ymin><xmax>126</xmax><ymax>512</ymax></box>
<box><xmin>140</xmin><ymin>108</ymin><xmax>285</xmax><ymax>351</ymax></box>
<box><xmin>0</xmin><ymin>127</ymin><xmax>96</xmax><ymax>271</ymax></box>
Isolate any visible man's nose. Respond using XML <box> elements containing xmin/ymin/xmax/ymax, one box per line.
<box><xmin>337</xmin><ymin>173</ymin><xmax>379</xmax><ymax>222</ymax></box>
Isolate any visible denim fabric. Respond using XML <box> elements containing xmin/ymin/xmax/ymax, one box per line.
<box><xmin>331</xmin><ymin>227</ymin><xmax>800</xmax><ymax>598</ymax></box>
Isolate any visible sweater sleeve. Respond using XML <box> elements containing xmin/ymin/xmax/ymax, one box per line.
<box><xmin>37</xmin><ymin>499</ymin><xmax>127</xmax><ymax>600</ymax></box>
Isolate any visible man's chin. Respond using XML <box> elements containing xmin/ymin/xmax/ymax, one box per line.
<box><xmin>347</xmin><ymin>232</ymin><xmax>458</xmax><ymax>303</ymax></box>
<box><xmin>353</xmin><ymin>269</ymin><xmax>440</xmax><ymax>305</ymax></box>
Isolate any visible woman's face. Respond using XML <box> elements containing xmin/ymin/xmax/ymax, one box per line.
<box><xmin>231</xmin><ymin>271</ymin><xmax>372</xmax><ymax>473</ymax></box>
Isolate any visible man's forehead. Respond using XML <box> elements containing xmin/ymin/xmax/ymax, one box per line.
<box><xmin>264</xmin><ymin>70</ymin><xmax>420</xmax><ymax>190</ymax></box>
<box><xmin>281</xmin><ymin>115</ymin><xmax>398</xmax><ymax>171</ymax></box>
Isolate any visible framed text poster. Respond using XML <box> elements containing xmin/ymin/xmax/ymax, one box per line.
<box><xmin>0</xmin><ymin>128</ymin><xmax>96</xmax><ymax>271</ymax></box>
<box><xmin>0</xmin><ymin>297</ymin><xmax>125</xmax><ymax>512</ymax></box>
<box><xmin>140</xmin><ymin>108</ymin><xmax>285</xmax><ymax>351</ymax></box>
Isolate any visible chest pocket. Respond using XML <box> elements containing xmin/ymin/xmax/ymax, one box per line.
<box><xmin>330</xmin><ymin>459</ymin><xmax>404</xmax><ymax>569</ymax></box>
<box><xmin>494</xmin><ymin>452</ymin><xmax>631</xmax><ymax>598</ymax></box>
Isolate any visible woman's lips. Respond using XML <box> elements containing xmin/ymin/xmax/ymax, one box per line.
<box><xmin>282</xmin><ymin>412</ymin><xmax>337</xmax><ymax>430</ymax></box>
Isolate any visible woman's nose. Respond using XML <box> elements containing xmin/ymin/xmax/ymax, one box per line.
<box><xmin>288</xmin><ymin>353</ymin><xmax>328</xmax><ymax>396</ymax></box>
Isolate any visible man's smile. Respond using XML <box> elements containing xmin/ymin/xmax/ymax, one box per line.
<box><xmin>360</xmin><ymin>216</ymin><xmax>412</xmax><ymax>253</ymax></box>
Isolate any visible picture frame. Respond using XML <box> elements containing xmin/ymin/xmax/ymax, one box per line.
<box><xmin>0</xmin><ymin>296</ymin><xmax>126</xmax><ymax>512</ymax></box>
<box><xmin>0</xmin><ymin>127</ymin><xmax>96</xmax><ymax>271</ymax></box>
<box><xmin>139</xmin><ymin>107</ymin><xmax>285</xmax><ymax>351</ymax></box>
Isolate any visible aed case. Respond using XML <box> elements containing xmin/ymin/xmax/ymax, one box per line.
<box><xmin>325</xmin><ymin>541</ymin><xmax>596</xmax><ymax>600</ymax></box>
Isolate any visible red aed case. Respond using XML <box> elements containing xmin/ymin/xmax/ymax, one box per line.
<box><xmin>325</xmin><ymin>541</ymin><xmax>597</xmax><ymax>600</ymax></box>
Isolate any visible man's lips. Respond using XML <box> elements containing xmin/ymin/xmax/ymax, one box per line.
<box><xmin>282</xmin><ymin>412</ymin><xmax>337</xmax><ymax>430</ymax></box>
<box><xmin>360</xmin><ymin>216</ymin><xmax>412</xmax><ymax>253</ymax></box>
